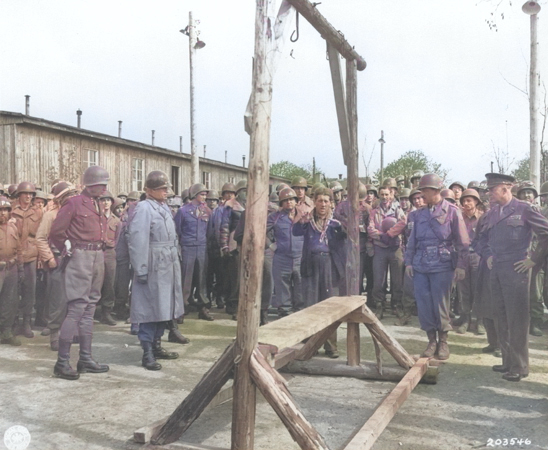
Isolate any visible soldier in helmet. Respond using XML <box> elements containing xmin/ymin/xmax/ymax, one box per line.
<box><xmin>291</xmin><ymin>177</ymin><xmax>314</xmax><ymax>216</ymax></box>
<box><xmin>181</xmin><ymin>188</ymin><xmax>190</xmax><ymax>205</ymax></box>
<box><xmin>268</xmin><ymin>191</ymin><xmax>279</xmax><ymax>212</ymax></box>
<box><xmin>33</xmin><ymin>191</ymin><xmax>48</xmax><ymax>210</ymax></box>
<box><xmin>382</xmin><ymin>178</ymin><xmax>399</xmax><ymax>201</ymax></box>
<box><xmin>166</xmin><ymin>195</ymin><xmax>183</xmax><ymax>216</ymax></box>
<box><xmin>7</xmin><ymin>184</ymin><xmax>18</xmax><ymax>201</ymax></box>
<box><xmin>410</xmin><ymin>171</ymin><xmax>424</xmax><ymax>190</ymax></box>
<box><xmin>49</xmin><ymin>166</ymin><xmax>111</xmax><ymax>380</ymax></box>
<box><xmin>204</xmin><ymin>190</ymin><xmax>221</xmax><ymax>309</ymax></box>
<box><xmin>219</xmin><ymin>180</ymin><xmax>247</xmax><ymax>317</ymax></box>
<box><xmin>267</xmin><ymin>187</ymin><xmax>304</xmax><ymax>318</ymax></box>
<box><xmin>538</xmin><ymin>181</ymin><xmax>548</xmax><ymax>323</ymax></box>
<box><xmin>111</xmin><ymin>198</ymin><xmax>125</xmax><ymax>218</ymax></box>
<box><xmin>117</xmin><ymin>192</ymin><xmax>128</xmax><ymax>203</ymax></box>
<box><xmin>399</xmin><ymin>188</ymin><xmax>411</xmax><ymax>213</ymax></box>
<box><xmin>475</xmin><ymin>173</ymin><xmax>548</xmax><ymax>381</ymax></box>
<box><xmin>329</xmin><ymin>181</ymin><xmax>344</xmax><ymax>206</ymax></box>
<box><xmin>206</xmin><ymin>190</ymin><xmax>219</xmax><ymax>211</ymax></box>
<box><xmin>0</xmin><ymin>196</ymin><xmax>23</xmax><ymax>346</ymax></box>
<box><xmin>440</xmin><ymin>188</ymin><xmax>456</xmax><ymax>204</ymax></box>
<box><xmin>364</xmin><ymin>185</ymin><xmax>378</xmax><ymax>208</ymax></box>
<box><xmin>11</xmin><ymin>181</ymin><xmax>43</xmax><ymax>338</ymax></box>
<box><xmin>128</xmin><ymin>171</ymin><xmax>184</xmax><ymax>370</ymax></box>
<box><xmin>395</xmin><ymin>175</ymin><xmax>406</xmax><ymax>190</ymax></box>
<box><xmin>97</xmin><ymin>190</ymin><xmax>120</xmax><ymax>326</ymax></box>
<box><xmin>174</xmin><ymin>183</ymin><xmax>214</xmax><ymax>321</ymax></box>
<box><xmin>404</xmin><ymin>173</ymin><xmax>469</xmax><ymax>361</ymax></box>
<box><xmin>449</xmin><ymin>181</ymin><xmax>466</xmax><ymax>203</ymax></box>
<box><xmin>516</xmin><ymin>181</ymin><xmax>545</xmax><ymax>337</ymax></box>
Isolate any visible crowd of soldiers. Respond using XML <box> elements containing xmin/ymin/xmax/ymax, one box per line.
<box><xmin>0</xmin><ymin>166</ymin><xmax>546</xmax><ymax>383</ymax></box>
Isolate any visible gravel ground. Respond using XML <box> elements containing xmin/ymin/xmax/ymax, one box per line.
<box><xmin>1</xmin><ymin>309</ymin><xmax>547</xmax><ymax>450</ymax></box>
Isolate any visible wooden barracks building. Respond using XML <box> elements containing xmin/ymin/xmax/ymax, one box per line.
<box><xmin>0</xmin><ymin>110</ymin><xmax>288</xmax><ymax>194</ymax></box>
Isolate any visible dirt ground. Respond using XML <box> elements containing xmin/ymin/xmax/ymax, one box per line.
<box><xmin>1</xmin><ymin>309</ymin><xmax>547</xmax><ymax>450</ymax></box>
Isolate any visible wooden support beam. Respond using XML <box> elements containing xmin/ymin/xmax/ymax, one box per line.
<box><xmin>343</xmin><ymin>304</ymin><xmax>375</xmax><ymax>324</ymax></box>
<box><xmin>296</xmin><ymin>321</ymin><xmax>341</xmax><ymax>362</ymax></box>
<box><xmin>249</xmin><ymin>349</ymin><xmax>330</xmax><ymax>450</ymax></box>
<box><xmin>285</xmin><ymin>0</ymin><xmax>366</xmax><ymax>70</ymax></box>
<box><xmin>327</xmin><ymin>42</ymin><xmax>350</xmax><ymax>166</ymax></box>
<box><xmin>371</xmin><ymin>334</ymin><xmax>383</xmax><ymax>375</ymax></box>
<box><xmin>346</xmin><ymin>323</ymin><xmax>360</xmax><ymax>366</ymax></box>
<box><xmin>151</xmin><ymin>344</ymin><xmax>235</xmax><ymax>445</ymax></box>
<box><xmin>364</xmin><ymin>321</ymin><xmax>415</xmax><ymax>369</ymax></box>
<box><xmin>342</xmin><ymin>358</ymin><xmax>430</xmax><ymax>450</ymax></box>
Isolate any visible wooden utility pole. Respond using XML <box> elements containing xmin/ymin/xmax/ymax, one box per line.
<box><xmin>379</xmin><ymin>131</ymin><xmax>385</xmax><ymax>183</ymax></box>
<box><xmin>187</xmin><ymin>11</ymin><xmax>200</xmax><ymax>184</ymax></box>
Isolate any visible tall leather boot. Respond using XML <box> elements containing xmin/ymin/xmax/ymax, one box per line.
<box><xmin>437</xmin><ymin>331</ymin><xmax>450</xmax><ymax>360</ymax></box>
<box><xmin>76</xmin><ymin>335</ymin><xmax>109</xmax><ymax>373</ymax></box>
<box><xmin>50</xmin><ymin>329</ymin><xmax>60</xmax><ymax>351</ymax></box>
<box><xmin>53</xmin><ymin>339</ymin><xmax>79</xmax><ymax>380</ymax></box>
<box><xmin>152</xmin><ymin>338</ymin><xmax>178</xmax><ymax>360</ymax></box>
<box><xmin>21</xmin><ymin>315</ymin><xmax>34</xmax><ymax>338</ymax></box>
<box><xmin>100</xmin><ymin>307</ymin><xmax>117</xmax><ymax>326</ymax></box>
<box><xmin>142</xmin><ymin>341</ymin><xmax>162</xmax><ymax>370</ymax></box>
<box><xmin>167</xmin><ymin>320</ymin><xmax>190</xmax><ymax>344</ymax></box>
<box><xmin>421</xmin><ymin>330</ymin><xmax>437</xmax><ymax>358</ymax></box>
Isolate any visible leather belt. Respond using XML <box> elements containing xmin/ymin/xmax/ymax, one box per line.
<box><xmin>73</xmin><ymin>242</ymin><xmax>105</xmax><ymax>251</ymax></box>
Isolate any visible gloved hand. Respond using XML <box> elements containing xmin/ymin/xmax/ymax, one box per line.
<box><xmin>137</xmin><ymin>274</ymin><xmax>148</xmax><ymax>284</ymax></box>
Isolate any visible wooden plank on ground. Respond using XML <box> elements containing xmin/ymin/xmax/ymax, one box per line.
<box><xmin>151</xmin><ymin>343</ymin><xmax>235</xmax><ymax>445</ymax></box>
<box><xmin>343</xmin><ymin>358</ymin><xmax>430</xmax><ymax>450</ymax></box>
<box><xmin>258</xmin><ymin>295</ymin><xmax>366</xmax><ymax>350</ymax></box>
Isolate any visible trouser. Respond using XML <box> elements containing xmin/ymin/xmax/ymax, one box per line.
<box><xmin>114</xmin><ymin>258</ymin><xmax>132</xmax><ymax>312</ymax></box>
<box><xmin>413</xmin><ymin>270</ymin><xmax>454</xmax><ymax>332</ymax></box>
<box><xmin>530</xmin><ymin>267</ymin><xmax>545</xmax><ymax>321</ymax></box>
<box><xmin>401</xmin><ymin>268</ymin><xmax>416</xmax><ymax>315</ymax></box>
<box><xmin>58</xmin><ymin>249</ymin><xmax>104</xmax><ymax>343</ymax></box>
<box><xmin>34</xmin><ymin>268</ymin><xmax>48</xmax><ymax>325</ymax></box>
<box><xmin>272</xmin><ymin>253</ymin><xmax>303</xmax><ymax>312</ymax></box>
<box><xmin>262</xmin><ymin>249</ymin><xmax>274</xmax><ymax>311</ymax></box>
<box><xmin>138</xmin><ymin>321</ymin><xmax>167</xmax><ymax>344</ymax></box>
<box><xmin>483</xmin><ymin>317</ymin><xmax>499</xmax><ymax>348</ymax></box>
<box><xmin>303</xmin><ymin>253</ymin><xmax>333</xmax><ymax>308</ymax></box>
<box><xmin>0</xmin><ymin>266</ymin><xmax>19</xmax><ymax>333</ymax></box>
<box><xmin>491</xmin><ymin>261</ymin><xmax>530</xmax><ymax>375</ymax></box>
<box><xmin>46</xmin><ymin>266</ymin><xmax>68</xmax><ymax>331</ymax></box>
<box><xmin>99</xmin><ymin>248</ymin><xmax>116</xmax><ymax>310</ymax></box>
<box><xmin>225</xmin><ymin>249</ymin><xmax>241</xmax><ymax>310</ymax></box>
<box><xmin>207</xmin><ymin>249</ymin><xmax>222</xmax><ymax>302</ymax></box>
<box><xmin>18</xmin><ymin>261</ymin><xmax>37</xmax><ymax>315</ymax></box>
<box><xmin>372</xmin><ymin>247</ymin><xmax>403</xmax><ymax>308</ymax></box>
<box><xmin>457</xmin><ymin>252</ymin><xmax>480</xmax><ymax>316</ymax></box>
<box><xmin>181</xmin><ymin>245</ymin><xmax>208</xmax><ymax>308</ymax></box>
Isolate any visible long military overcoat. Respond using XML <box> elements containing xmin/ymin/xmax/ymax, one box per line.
<box><xmin>128</xmin><ymin>198</ymin><xmax>184</xmax><ymax>323</ymax></box>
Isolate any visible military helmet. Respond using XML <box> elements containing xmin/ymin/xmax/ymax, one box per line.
<box><xmin>358</xmin><ymin>182</ymin><xmax>367</xmax><ymax>200</ymax></box>
<box><xmin>410</xmin><ymin>170</ymin><xmax>424</xmax><ymax>182</ymax></box>
<box><xmin>126</xmin><ymin>191</ymin><xmax>140</xmax><ymax>201</ymax></box>
<box><xmin>449</xmin><ymin>181</ymin><xmax>466</xmax><ymax>191</ymax></box>
<box><xmin>16</xmin><ymin>181</ymin><xmax>36</xmax><ymax>196</ymax></box>
<box><xmin>467</xmin><ymin>181</ymin><xmax>480</xmax><ymax>190</ymax></box>
<box><xmin>235</xmin><ymin>180</ymin><xmax>247</xmax><ymax>193</ymax></box>
<box><xmin>365</xmin><ymin>184</ymin><xmax>378</xmax><ymax>196</ymax></box>
<box><xmin>99</xmin><ymin>190</ymin><xmax>114</xmax><ymax>201</ymax></box>
<box><xmin>166</xmin><ymin>196</ymin><xmax>183</xmax><ymax>207</ymax></box>
<box><xmin>0</xmin><ymin>195</ymin><xmax>11</xmax><ymax>209</ymax></box>
<box><xmin>399</xmin><ymin>188</ymin><xmax>411</xmax><ymax>199</ymax></box>
<box><xmin>395</xmin><ymin>175</ymin><xmax>405</xmax><ymax>183</ymax></box>
<box><xmin>145</xmin><ymin>171</ymin><xmax>171</xmax><ymax>190</ymax></box>
<box><xmin>206</xmin><ymin>190</ymin><xmax>219</xmax><ymax>200</ymax></box>
<box><xmin>381</xmin><ymin>217</ymin><xmax>397</xmax><ymax>233</ymax></box>
<box><xmin>311</xmin><ymin>182</ymin><xmax>325</xmax><ymax>195</ymax></box>
<box><xmin>460</xmin><ymin>188</ymin><xmax>481</xmax><ymax>205</ymax></box>
<box><xmin>328</xmin><ymin>180</ymin><xmax>343</xmax><ymax>193</ymax></box>
<box><xmin>34</xmin><ymin>190</ymin><xmax>48</xmax><ymax>202</ymax></box>
<box><xmin>275</xmin><ymin>182</ymin><xmax>290</xmax><ymax>193</ymax></box>
<box><xmin>269</xmin><ymin>191</ymin><xmax>279</xmax><ymax>203</ymax></box>
<box><xmin>539</xmin><ymin>181</ymin><xmax>548</xmax><ymax>196</ymax></box>
<box><xmin>382</xmin><ymin>178</ymin><xmax>397</xmax><ymax>189</ymax></box>
<box><xmin>278</xmin><ymin>187</ymin><xmax>298</xmax><ymax>205</ymax></box>
<box><xmin>511</xmin><ymin>185</ymin><xmax>519</xmax><ymax>197</ymax></box>
<box><xmin>189</xmin><ymin>183</ymin><xmax>208</xmax><ymax>199</ymax></box>
<box><xmin>479</xmin><ymin>180</ymin><xmax>488</xmax><ymax>191</ymax></box>
<box><xmin>409</xmin><ymin>188</ymin><xmax>422</xmax><ymax>200</ymax></box>
<box><xmin>418</xmin><ymin>173</ymin><xmax>443</xmax><ymax>190</ymax></box>
<box><xmin>517</xmin><ymin>180</ymin><xmax>538</xmax><ymax>198</ymax></box>
<box><xmin>82</xmin><ymin>166</ymin><xmax>109</xmax><ymax>186</ymax></box>
<box><xmin>440</xmin><ymin>189</ymin><xmax>456</xmax><ymax>203</ymax></box>
<box><xmin>221</xmin><ymin>182</ymin><xmax>237</xmax><ymax>194</ymax></box>
<box><xmin>291</xmin><ymin>176</ymin><xmax>308</xmax><ymax>189</ymax></box>
<box><xmin>7</xmin><ymin>184</ymin><xmax>18</xmax><ymax>198</ymax></box>
<box><xmin>181</xmin><ymin>188</ymin><xmax>190</xmax><ymax>201</ymax></box>
<box><xmin>166</xmin><ymin>188</ymin><xmax>175</xmax><ymax>198</ymax></box>
<box><xmin>111</xmin><ymin>197</ymin><xmax>125</xmax><ymax>212</ymax></box>
<box><xmin>117</xmin><ymin>192</ymin><xmax>128</xmax><ymax>199</ymax></box>
<box><xmin>52</xmin><ymin>181</ymin><xmax>75</xmax><ymax>199</ymax></box>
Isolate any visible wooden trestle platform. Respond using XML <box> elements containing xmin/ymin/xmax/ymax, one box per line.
<box><xmin>134</xmin><ymin>296</ymin><xmax>437</xmax><ymax>450</ymax></box>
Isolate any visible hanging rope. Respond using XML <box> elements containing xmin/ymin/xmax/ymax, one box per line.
<box><xmin>290</xmin><ymin>11</ymin><xmax>300</xmax><ymax>42</ymax></box>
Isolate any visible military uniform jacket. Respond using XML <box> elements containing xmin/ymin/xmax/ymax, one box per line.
<box><xmin>105</xmin><ymin>214</ymin><xmax>121</xmax><ymax>249</ymax></box>
<box><xmin>333</xmin><ymin>200</ymin><xmax>371</xmax><ymax>253</ymax></box>
<box><xmin>219</xmin><ymin>198</ymin><xmax>244</xmax><ymax>252</ymax></box>
<box><xmin>368</xmin><ymin>200</ymin><xmax>406</xmax><ymax>249</ymax></box>
<box><xmin>0</xmin><ymin>222</ymin><xmax>22</xmax><ymax>264</ymax></box>
<box><xmin>128</xmin><ymin>198</ymin><xmax>184</xmax><ymax>323</ymax></box>
<box><xmin>174</xmin><ymin>201</ymin><xmax>211</xmax><ymax>247</ymax></box>
<box><xmin>474</xmin><ymin>197</ymin><xmax>548</xmax><ymax>265</ymax></box>
<box><xmin>405</xmin><ymin>199</ymin><xmax>470</xmax><ymax>273</ymax></box>
<box><xmin>267</xmin><ymin>209</ymin><xmax>304</xmax><ymax>258</ymax></box>
<box><xmin>12</xmin><ymin>203</ymin><xmax>43</xmax><ymax>263</ymax></box>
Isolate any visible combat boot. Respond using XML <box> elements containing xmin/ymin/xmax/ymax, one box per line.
<box><xmin>0</xmin><ymin>330</ymin><xmax>21</xmax><ymax>346</ymax></box>
<box><xmin>50</xmin><ymin>329</ymin><xmax>59</xmax><ymax>351</ymax></box>
<box><xmin>76</xmin><ymin>335</ymin><xmax>109</xmax><ymax>373</ymax></box>
<box><xmin>167</xmin><ymin>320</ymin><xmax>190</xmax><ymax>344</ymax></box>
<box><xmin>436</xmin><ymin>331</ymin><xmax>450</xmax><ymax>360</ymax></box>
<box><xmin>198</xmin><ymin>307</ymin><xmax>214</xmax><ymax>321</ymax></box>
<box><xmin>100</xmin><ymin>307</ymin><xmax>117</xmax><ymax>326</ymax></box>
<box><xmin>454</xmin><ymin>314</ymin><xmax>470</xmax><ymax>334</ymax></box>
<box><xmin>20</xmin><ymin>315</ymin><xmax>34</xmax><ymax>338</ymax></box>
<box><xmin>421</xmin><ymin>330</ymin><xmax>437</xmax><ymax>358</ymax></box>
<box><xmin>53</xmin><ymin>339</ymin><xmax>80</xmax><ymax>380</ymax></box>
<box><xmin>529</xmin><ymin>319</ymin><xmax>543</xmax><ymax>337</ymax></box>
<box><xmin>152</xmin><ymin>338</ymin><xmax>178</xmax><ymax>360</ymax></box>
<box><xmin>215</xmin><ymin>297</ymin><xmax>225</xmax><ymax>310</ymax></box>
<box><xmin>141</xmin><ymin>341</ymin><xmax>162</xmax><ymax>370</ymax></box>
<box><xmin>260</xmin><ymin>309</ymin><xmax>269</xmax><ymax>326</ymax></box>
<box><xmin>375</xmin><ymin>302</ymin><xmax>384</xmax><ymax>320</ymax></box>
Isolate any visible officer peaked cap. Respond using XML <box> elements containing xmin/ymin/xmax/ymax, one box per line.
<box><xmin>484</xmin><ymin>173</ymin><xmax>515</xmax><ymax>188</ymax></box>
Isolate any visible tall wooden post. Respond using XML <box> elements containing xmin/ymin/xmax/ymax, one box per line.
<box><xmin>231</xmin><ymin>1</ymin><xmax>275</xmax><ymax>448</ymax></box>
<box><xmin>528</xmin><ymin>10</ymin><xmax>540</xmax><ymax>186</ymax></box>
<box><xmin>188</xmin><ymin>11</ymin><xmax>200</xmax><ymax>184</ymax></box>
<box><xmin>345</xmin><ymin>59</ymin><xmax>360</xmax><ymax>297</ymax></box>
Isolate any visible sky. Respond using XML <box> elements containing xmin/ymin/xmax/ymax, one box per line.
<box><xmin>0</xmin><ymin>0</ymin><xmax>547</xmax><ymax>185</ymax></box>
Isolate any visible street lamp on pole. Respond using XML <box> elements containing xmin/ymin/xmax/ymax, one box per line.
<box><xmin>181</xmin><ymin>12</ymin><xmax>206</xmax><ymax>185</ymax></box>
<box><xmin>523</xmin><ymin>1</ymin><xmax>541</xmax><ymax>186</ymax></box>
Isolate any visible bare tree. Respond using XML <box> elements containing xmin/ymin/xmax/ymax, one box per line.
<box><xmin>489</xmin><ymin>140</ymin><xmax>516</xmax><ymax>174</ymax></box>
